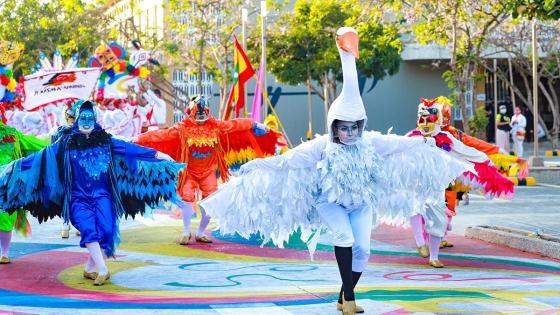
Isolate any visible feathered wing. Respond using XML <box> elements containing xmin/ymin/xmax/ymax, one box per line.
<box><xmin>200</xmin><ymin>154</ymin><xmax>321</xmax><ymax>248</ymax></box>
<box><xmin>0</xmin><ymin>146</ymin><xmax>64</xmax><ymax>223</ymax></box>
<box><xmin>488</xmin><ymin>153</ymin><xmax>528</xmax><ymax>179</ymax></box>
<box><xmin>0</xmin><ymin>144</ymin><xmax>186</xmax><ymax>223</ymax></box>
<box><xmin>456</xmin><ymin>160</ymin><xmax>514</xmax><ymax>199</ymax></box>
<box><xmin>363</xmin><ymin>132</ymin><xmax>476</xmax><ymax>227</ymax></box>
<box><xmin>112</xmin><ymin>157</ymin><xmax>185</xmax><ymax>219</ymax></box>
<box><xmin>135</xmin><ymin>126</ymin><xmax>181</xmax><ymax>160</ymax></box>
<box><xmin>219</xmin><ymin>129</ymin><xmax>281</xmax><ymax>170</ymax></box>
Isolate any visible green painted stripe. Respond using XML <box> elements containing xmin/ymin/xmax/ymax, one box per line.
<box><xmin>371</xmin><ymin>249</ymin><xmax>560</xmax><ymax>272</ymax></box>
<box><xmin>332</xmin><ymin>289</ymin><xmax>495</xmax><ymax>302</ymax></box>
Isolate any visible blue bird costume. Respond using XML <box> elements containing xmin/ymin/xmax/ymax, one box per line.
<box><xmin>0</xmin><ymin>101</ymin><xmax>184</xmax><ymax>257</ymax></box>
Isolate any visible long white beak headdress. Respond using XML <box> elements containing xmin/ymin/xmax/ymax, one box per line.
<box><xmin>327</xmin><ymin>27</ymin><xmax>367</xmax><ymax>141</ymax></box>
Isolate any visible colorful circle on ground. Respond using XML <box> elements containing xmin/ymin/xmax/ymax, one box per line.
<box><xmin>0</xmin><ymin>222</ymin><xmax>559</xmax><ymax>314</ymax></box>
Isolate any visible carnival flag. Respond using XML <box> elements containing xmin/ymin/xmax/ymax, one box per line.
<box><xmin>22</xmin><ymin>67</ymin><xmax>101</xmax><ymax>111</ymax></box>
<box><xmin>222</xmin><ymin>83</ymin><xmax>235</xmax><ymax>120</ymax></box>
<box><xmin>251</xmin><ymin>57</ymin><xmax>264</xmax><ymax>123</ymax></box>
<box><xmin>224</xmin><ymin>36</ymin><xmax>255</xmax><ymax>120</ymax></box>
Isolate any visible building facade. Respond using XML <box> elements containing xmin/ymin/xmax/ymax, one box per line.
<box><xmin>104</xmin><ymin>0</ymin><xmax>216</xmax><ymax>126</ymax></box>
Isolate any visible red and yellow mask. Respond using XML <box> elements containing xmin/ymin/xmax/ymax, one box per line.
<box><xmin>416</xmin><ymin>98</ymin><xmax>443</xmax><ymax>136</ymax></box>
<box><xmin>94</xmin><ymin>45</ymin><xmax>119</xmax><ymax>70</ymax></box>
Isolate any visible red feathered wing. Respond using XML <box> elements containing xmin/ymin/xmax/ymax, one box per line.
<box><xmin>219</xmin><ymin>129</ymin><xmax>281</xmax><ymax>169</ymax></box>
<box><xmin>135</xmin><ymin>126</ymin><xmax>181</xmax><ymax>161</ymax></box>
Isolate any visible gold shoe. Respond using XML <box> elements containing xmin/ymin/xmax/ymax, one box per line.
<box><xmin>177</xmin><ymin>234</ymin><xmax>191</xmax><ymax>245</ymax></box>
<box><xmin>76</xmin><ymin>230</ymin><xmax>81</xmax><ymax>236</ymax></box>
<box><xmin>429</xmin><ymin>260</ymin><xmax>445</xmax><ymax>268</ymax></box>
<box><xmin>342</xmin><ymin>300</ymin><xmax>357</xmax><ymax>315</ymax></box>
<box><xmin>336</xmin><ymin>302</ymin><xmax>364</xmax><ymax>313</ymax></box>
<box><xmin>0</xmin><ymin>256</ymin><xmax>10</xmax><ymax>264</ymax></box>
<box><xmin>440</xmin><ymin>240</ymin><xmax>454</xmax><ymax>248</ymax></box>
<box><xmin>195</xmin><ymin>235</ymin><xmax>213</xmax><ymax>243</ymax></box>
<box><xmin>417</xmin><ymin>244</ymin><xmax>429</xmax><ymax>258</ymax></box>
<box><xmin>61</xmin><ymin>229</ymin><xmax>70</xmax><ymax>239</ymax></box>
<box><xmin>93</xmin><ymin>272</ymin><xmax>111</xmax><ymax>286</ymax></box>
<box><xmin>83</xmin><ymin>270</ymin><xmax>98</xmax><ymax>280</ymax></box>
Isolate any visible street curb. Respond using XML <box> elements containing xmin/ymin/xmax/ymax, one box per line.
<box><xmin>545</xmin><ymin>150</ymin><xmax>559</xmax><ymax>156</ymax></box>
<box><xmin>529</xmin><ymin>167</ymin><xmax>560</xmax><ymax>185</ymax></box>
<box><xmin>465</xmin><ymin>226</ymin><xmax>560</xmax><ymax>260</ymax></box>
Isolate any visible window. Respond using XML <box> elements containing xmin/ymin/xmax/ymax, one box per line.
<box><xmin>453</xmin><ymin>79</ymin><xmax>474</xmax><ymax>121</ymax></box>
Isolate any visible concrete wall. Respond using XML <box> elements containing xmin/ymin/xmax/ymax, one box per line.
<box><xmin>229</xmin><ymin>60</ymin><xmax>451</xmax><ymax>144</ymax></box>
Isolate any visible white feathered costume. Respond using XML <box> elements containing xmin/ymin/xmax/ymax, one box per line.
<box><xmin>200</xmin><ymin>27</ymin><xmax>474</xmax><ymax>259</ymax></box>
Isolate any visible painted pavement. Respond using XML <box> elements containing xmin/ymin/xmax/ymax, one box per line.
<box><xmin>0</xmin><ymin>212</ymin><xmax>559</xmax><ymax>315</ymax></box>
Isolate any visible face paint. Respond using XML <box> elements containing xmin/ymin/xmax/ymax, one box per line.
<box><xmin>335</xmin><ymin>121</ymin><xmax>359</xmax><ymax>145</ymax></box>
<box><xmin>78</xmin><ymin>109</ymin><xmax>96</xmax><ymax>134</ymax></box>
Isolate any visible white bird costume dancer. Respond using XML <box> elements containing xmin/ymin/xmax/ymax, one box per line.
<box><xmin>200</xmin><ymin>27</ymin><xmax>473</xmax><ymax>315</ymax></box>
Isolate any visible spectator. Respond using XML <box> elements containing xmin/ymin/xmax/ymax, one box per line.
<box><xmin>496</xmin><ymin>105</ymin><xmax>512</xmax><ymax>153</ymax></box>
<box><xmin>485</xmin><ymin>99</ymin><xmax>495</xmax><ymax>143</ymax></box>
<box><xmin>498</xmin><ymin>96</ymin><xmax>513</xmax><ymax>116</ymax></box>
<box><xmin>510</xmin><ymin>106</ymin><xmax>527</xmax><ymax>157</ymax></box>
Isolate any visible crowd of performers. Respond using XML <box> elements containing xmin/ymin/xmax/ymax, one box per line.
<box><xmin>0</xmin><ymin>28</ymin><xmax>526</xmax><ymax>315</ymax></box>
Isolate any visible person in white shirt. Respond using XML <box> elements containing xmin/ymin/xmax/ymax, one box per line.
<box><xmin>510</xmin><ymin>106</ymin><xmax>527</xmax><ymax>157</ymax></box>
<box><xmin>140</xmin><ymin>89</ymin><xmax>167</xmax><ymax>131</ymax></box>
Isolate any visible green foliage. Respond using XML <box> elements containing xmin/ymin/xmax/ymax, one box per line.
<box><xmin>511</xmin><ymin>0</ymin><xmax>560</xmax><ymax>20</ymax></box>
<box><xmin>0</xmin><ymin>0</ymin><xmax>110</xmax><ymax>76</ymax></box>
<box><xmin>469</xmin><ymin>106</ymin><xmax>490</xmax><ymax>136</ymax></box>
<box><xmin>400</xmin><ymin>0</ymin><xmax>511</xmax><ymax>133</ymax></box>
<box><xmin>166</xmin><ymin>0</ymin><xmax>243</xmax><ymax>81</ymax></box>
<box><xmin>267</xmin><ymin>0</ymin><xmax>402</xmax><ymax>86</ymax></box>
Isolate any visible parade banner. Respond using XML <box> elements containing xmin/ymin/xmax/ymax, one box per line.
<box><xmin>22</xmin><ymin>67</ymin><xmax>101</xmax><ymax>110</ymax></box>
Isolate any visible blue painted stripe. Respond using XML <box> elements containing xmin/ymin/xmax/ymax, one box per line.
<box><xmin>9</xmin><ymin>243</ymin><xmax>73</xmax><ymax>259</ymax></box>
<box><xmin>0</xmin><ymin>288</ymin><xmax>325</xmax><ymax>309</ymax></box>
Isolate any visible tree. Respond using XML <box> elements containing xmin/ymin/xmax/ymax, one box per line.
<box><xmin>266</xmin><ymin>0</ymin><xmax>402</xmax><ymax>130</ymax></box>
<box><xmin>488</xmin><ymin>20</ymin><xmax>560</xmax><ymax>148</ymax></box>
<box><xmin>0</xmin><ymin>0</ymin><xmax>111</xmax><ymax>76</ymax></box>
<box><xmin>166</xmin><ymin>0</ymin><xmax>243</xmax><ymax>106</ymax></box>
<box><xmin>400</xmin><ymin>0</ymin><xmax>512</xmax><ymax>134</ymax></box>
<box><xmin>510</xmin><ymin>0</ymin><xmax>560</xmax><ymax>19</ymax></box>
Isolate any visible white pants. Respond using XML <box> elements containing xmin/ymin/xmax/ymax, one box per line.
<box><xmin>496</xmin><ymin>129</ymin><xmax>510</xmax><ymax>153</ymax></box>
<box><xmin>512</xmin><ymin>133</ymin><xmax>524</xmax><ymax>157</ymax></box>
<box><xmin>316</xmin><ymin>202</ymin><xmax>373</xmax><ymax>272</ymax></box>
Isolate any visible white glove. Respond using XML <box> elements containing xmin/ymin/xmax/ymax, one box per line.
<box><xmin>156</xmin><ymin>151</ymin><xmax>174</xmax><ymax>161</ymax></box>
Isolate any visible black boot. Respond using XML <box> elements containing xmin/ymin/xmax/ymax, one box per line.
<box><xmin>334</xmin><ymin>246</ymin><xmax>355</xmax><ymax>301</ymax></box>
<box><xmin>338</xmin><ymin>271</ymin><xmax>362</xmax><ymax>303</ymax></box>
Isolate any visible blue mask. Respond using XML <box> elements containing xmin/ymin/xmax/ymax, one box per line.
<box><xmin>78</xmin><ymin>109</ymin><xmax>96</xmax><ymax>134</ymax></box>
